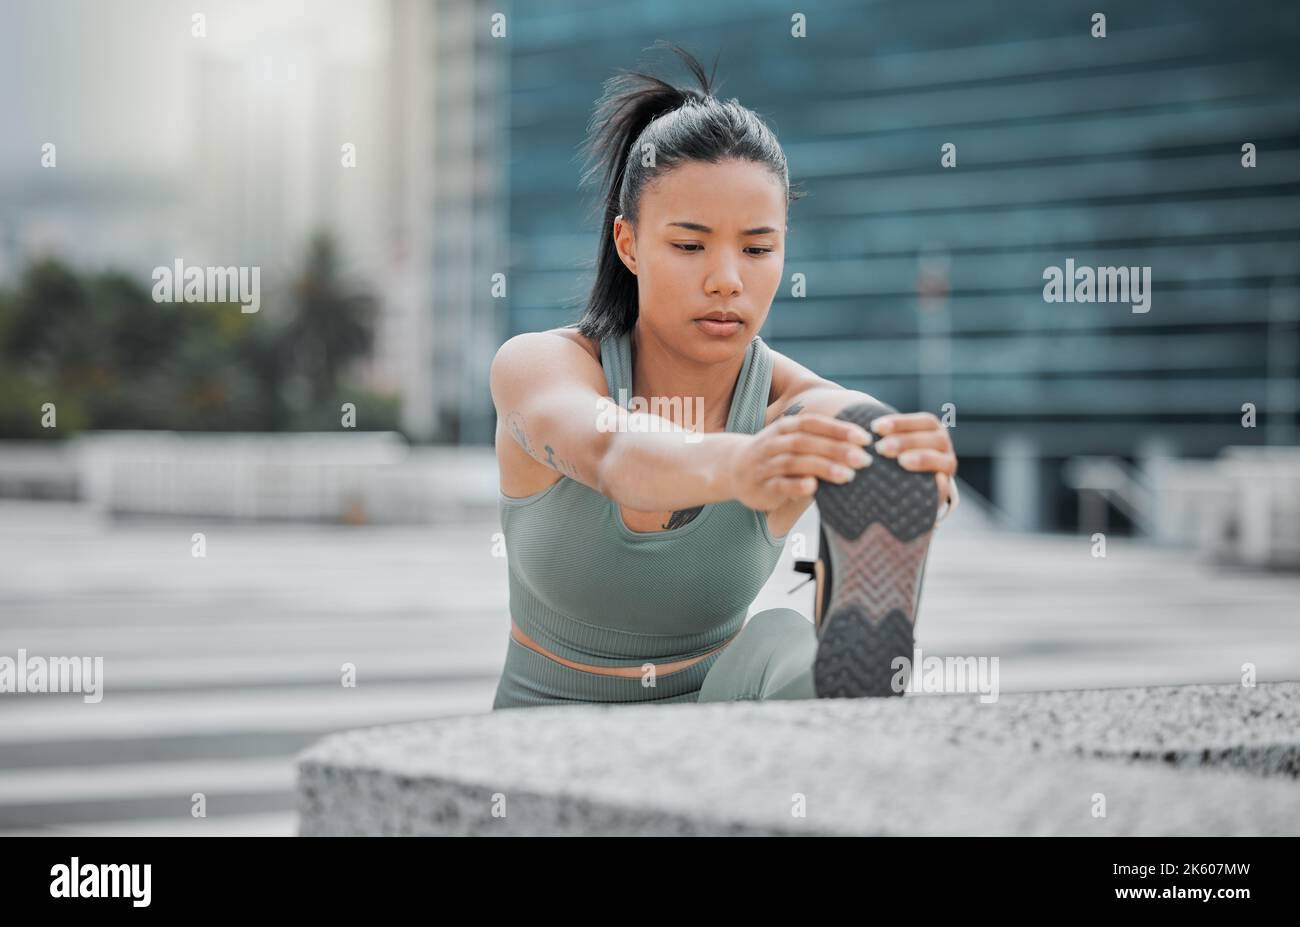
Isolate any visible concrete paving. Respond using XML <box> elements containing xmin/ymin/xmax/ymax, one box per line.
<box><xmin>3</xmin><ymin>495</ymin><xmax>1298</xmax><ymax>835</ymax></box>
<box><xmin>297</xmin><ymin>682</ymin><xmax>1300</xmax><ymax>836</ymax></box>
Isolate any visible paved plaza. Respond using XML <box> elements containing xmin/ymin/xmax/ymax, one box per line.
<box><xmin>1</xmin><ymin>498</ymin><xmax>1297</xmax><ymax>835</ymax></box>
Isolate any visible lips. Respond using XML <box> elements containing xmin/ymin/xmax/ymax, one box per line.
<box><xmin>694</xmin><ymin>316</ymin><xmax>744</xmax><ymax>336</ymax></box>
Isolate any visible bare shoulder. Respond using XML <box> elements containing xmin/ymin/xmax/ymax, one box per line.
<box><xmin>490</xmin><ymin>326</ymin><xmax>605</xmax><ymax>397</ymax></box>
<box><xmin>495</xmin><ymin>325</ymin><xmax>598</xmax><ymax>360</ymax></box>
<box><xmin>761</xmin><ymin>344</ymin><xmax>841</xmax><ymax>428</ymax></box>
<box><xmin>490</xmin><ymin>326</ymin><xmax>607</xmax><ymax>498</ymax></box>
<box><xmin>546</xmin><ymin>325</ymin><xmax>602</xmax><ymax>365</ymax></box>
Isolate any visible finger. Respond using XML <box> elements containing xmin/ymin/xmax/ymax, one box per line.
<box><xmin>873</xmin><ymin>430</ymin><xmax>951</xmax><ymax>457</ymax></box>
<box><xmin>765</xmin><ymin>452</ymin><xmax>856</xmax><ymax>484</ymax></box>
<box><xmin>896</xmin><ymin>448</ymin><xmax>956</xmax><ymax>473</ymax></box>
<box><xmin>776</xmin><ymin>432</ymin><xmax>873</xmax><ymax>468</ymax></box>
<box><xmin>770</xmin><ymin>475</ymin><xmax>817</xmax><ymax>499</ymax></box>
<box><xmin>870</xmin><ymin>412</ymin><xmax>943</xmax><ymax>435</ymax></box>
<box><xmin>935</xmin><ymin>471</ymin><xmax>950</xmax><ymax>502</ymax></box>
<box><xmin>781</xmin><ymin>412</ymin><xmax>873</xmax><ymax>445</ymax></box>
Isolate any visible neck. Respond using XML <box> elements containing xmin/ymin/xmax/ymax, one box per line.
<box><xmin>629</xmin><ymin>323</ymin><xmax>746</xmax><ymax>434</ymax></box>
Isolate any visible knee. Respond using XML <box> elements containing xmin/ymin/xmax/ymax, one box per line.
<box><xmin>745</xmin><ymin>607</ymin><xmax>814</xmax><ymax>641</ymax></box>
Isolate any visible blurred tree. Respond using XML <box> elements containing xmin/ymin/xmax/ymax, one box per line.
<box><xmin>284</xmin><ymin>230</ymin><xmax>378</xmax><ymax>410</ymax></box>
<box><xmin>0</xmin><ymin>234</ymin><xmax>397</xmax><ymax>438</ymax></box>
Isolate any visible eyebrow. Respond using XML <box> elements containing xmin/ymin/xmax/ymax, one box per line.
<box><xmin>666</xmin><ymin>221</ymin><xmax>779</xmax><ymax>235</ymax></box>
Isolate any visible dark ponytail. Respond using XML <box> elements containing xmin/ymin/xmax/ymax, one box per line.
<box><xmin>572</xmin><ymin>41</ymin><xmax>803</xmax><ymax>342</ymax></box>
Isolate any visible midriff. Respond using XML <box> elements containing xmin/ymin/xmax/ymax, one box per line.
<box><xmin>510</xmin><ymin>618</ymin><xmax>736</xmax><ymax>677</ymax></box>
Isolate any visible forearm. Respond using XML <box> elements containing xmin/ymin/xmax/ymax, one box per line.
<box><xmin>596</xmin><ymin>411</ymin><xmax>747</xmax><ymax>511</ymax></box>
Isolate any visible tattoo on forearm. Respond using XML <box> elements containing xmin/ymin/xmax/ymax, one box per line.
<box><xmin>505</xmin><ymin>410</ymin><xmax>581</xmax><ymax>480</ymax></box>
<box><xmin>543</xmin><ymin>443</ymin><xmax>581</xmax><ymax>480</ymax></box>
<box><xmin>506</xmin><ymin>411</ymin><xmax>534</xmax><ymax>456</ymax></box>
<box><xmin>781</xmin><ymin>400</ymin><xmax>805</xmax><ymax>417</ymax></box>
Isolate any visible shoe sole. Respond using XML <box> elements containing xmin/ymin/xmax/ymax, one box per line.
<box><xmin>812</xmin><ymin>400</ymin><xmax>939</xmax><ymax>698</ymax></box>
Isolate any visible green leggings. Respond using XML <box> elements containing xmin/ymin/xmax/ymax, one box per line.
<box><xmin>695</xmin><ymin>607</ymin><xmax>818</xmax><ymax>702</ymax></box>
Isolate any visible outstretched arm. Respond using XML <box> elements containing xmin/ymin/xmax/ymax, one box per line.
<box><xmin>491</xmin><ymin>331</ymin><xmax>747</xmax><ymax>511</ymax></box>
<box><xmin>491</xmin><ymin>332</ymin><xmax>871</xmax><ymax>515</ymax></box>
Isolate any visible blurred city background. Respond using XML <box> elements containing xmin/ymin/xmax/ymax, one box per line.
<box><xmin>0</xmin><ymin>0</ymin><xmax>1297</xmax><ymax>834</ymax></box>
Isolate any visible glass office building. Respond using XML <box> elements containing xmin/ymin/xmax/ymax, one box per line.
<box><xmin>466</xmin><ymin>0</ymin><xmax>1300</xmax><ymax>532</ymax></box>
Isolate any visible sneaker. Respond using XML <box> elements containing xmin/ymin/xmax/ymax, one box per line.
<box><xmin>791</xmin><ymin>400</ymin><xmax>939</xmax><ymax>698</ymax></box>
<box><xmin>791</xmin><ymin>522</ymin><xmax>833</xmax><ymax>634</ymax></box>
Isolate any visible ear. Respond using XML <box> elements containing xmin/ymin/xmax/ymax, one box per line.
<box><xmin>613</xmin><ymin>214</ymin><xmax>637</xmax><ymax>275</ymax></box>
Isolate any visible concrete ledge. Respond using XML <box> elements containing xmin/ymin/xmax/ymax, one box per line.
<box><xmin>295</xmin><ymin>683</ymin><xmax>1300</xmax><ymax>836</ymax></box>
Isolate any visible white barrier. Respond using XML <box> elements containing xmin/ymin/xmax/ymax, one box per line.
<box><xmin>1151</xmin><ymin>446</ymin><xmax>1300</xmax><ymax>569</ymax></box>
<box><xmin>39</xmin><ymin>431</ymin><xmax>500</xmax><ymax>523</ymax></box>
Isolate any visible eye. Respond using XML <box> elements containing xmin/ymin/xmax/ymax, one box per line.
<box><xmin>672</xmin><ymin>243</ymin><xmax>774</xmax><ymax>255</ymax></box>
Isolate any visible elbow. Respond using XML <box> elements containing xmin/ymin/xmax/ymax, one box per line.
<box><xmin>595</xmin><ymin>431</ymin><xmax>618</xmax><ymax>499</ymax></box>
<box><xmin>592</xmin><ymin>431</ymin><xmax>623</xmax><ymax>502</ymax></box>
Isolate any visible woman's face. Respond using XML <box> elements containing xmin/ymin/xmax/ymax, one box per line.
<box><xmin>614</xmin><ymin>157</ymin><xmax>786</xmax><ymax>361</ymax></box>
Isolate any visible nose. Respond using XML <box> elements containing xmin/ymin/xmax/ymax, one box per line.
<box><xmin>704</xmin><ymin>254</ymin><xmax>743</xmax><ymax>299</ymax></box>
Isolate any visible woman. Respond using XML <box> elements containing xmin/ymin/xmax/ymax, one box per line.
<box><xmin>491</xmin><ymin>44</ymin><xmax>958</xmax><ymax>709</ymax></box>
